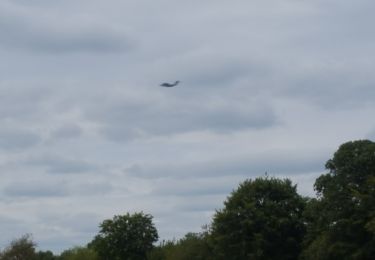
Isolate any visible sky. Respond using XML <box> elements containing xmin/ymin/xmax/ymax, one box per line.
<box><xmin>1</xmin><ymin>0</ymin><xmax>375</xmax><ymax>253</ymax></box>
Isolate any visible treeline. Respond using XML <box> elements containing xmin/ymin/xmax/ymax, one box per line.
<box><xmin>1</xmin><ymin>140</ymin><xmax>375</xmax><ymax>260</ymax></box>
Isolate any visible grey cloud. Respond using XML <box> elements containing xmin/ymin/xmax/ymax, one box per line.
<box><xmin>175</xmin><ymin>196</ymin><xmax>224</xmax><ymax>213</ymax></box>
<box><xmin>0</xmin><ymin>83</ymin><xmax>50</xmax><ymax>120</ymax></box>
<box><xmin>284</xmin><ymin>66</ymin><xmax>375</xmax><ymax>109</ymax></box>
<box><xmin>25</xmin><ymin>155</ymin><xmax>99</xmax><ymax>174</ymax></box>
<box><xmin>50</xmin><ymin>124</ymin><xmax>83</xmax><ymax>140</ymax></box>
<box><xmin>0</xmin><ymin>128</ymin><xmax>41</xmax><ymax>150</ymax></box>
<box><xmin>150</xmin><ymin>177</ymin><xmax>235</xmax><ymax>197</ymax></box>
<box><xmin>3</xmin><ymin>181</ymin><xmax>67</xmax><ymax>197</ymax></box>
<box><xmin>2</xmin><ymin>179</ymin><xmax>112</xmax><ymax>198</ymax></box>
<box><xmin>18</xmin><ymin>28</ymin><xmax>132</xmax><ymax>54</ymax></box>
<box><xmin>90</xmin><ymin>93</ymin><xmax>277</xmax><ymax>141</ymax></box>
<box><xmin>38</xmin><ymin>212</ymin><xmax>101</xmax><ymax>234</ymax></box>
<box><xmin>157</xmin><ymin>185</ymin><xmax>230</xmax><ymax>197</ymax></box>
<box><xmin>0</xmin><ymin>3</ymin><xmax>133</xmax><ymax>53</ymax></box>
<box><xmin>8</xmin><ymin>0</ymin><xmax>62</xmax><ymax>6</ymax></box>
<box><xmin>291</xmin><ymin>0</ymin><xmax>375</xmax><ymax>52</ymax></box>
<box><xmin>126</xmin><ymin>152</ymin><xmax>325</xmax><ymax>179</ymax></box>
<box><xmin>69</xmin><ymin>180</ymin><xmax>113</xmax><ymax>196</ymax></box>
<box><xmin>266</xmin><ymin>1</ymin><xmax>375</xmax><ymax>110</ymax></box>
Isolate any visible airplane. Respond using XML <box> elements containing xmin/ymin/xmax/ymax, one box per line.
<box><xmin>160</xmin><ymin>80</ymin><xmax>180</xmax><ymax>87</ymax></box>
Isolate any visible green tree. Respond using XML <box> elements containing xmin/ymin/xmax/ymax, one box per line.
<box><xmin>211</xmin><ymin>177</ymin><xmax>306</xmax><ymax>260</ymax></box>
<box><xmin>58</xmin><ymin>246</ymin><xmax>99</xmax><ymax>260</ymax></box>
<box><xmin>302</xmin><ymin>140</ymin><xmax>375</xmax><ymax>259</ymax></box>
<box><xmin>168</xmin><ymin>232</ymin><xmax>212</xmax><ymax>260</ymax></box>
<box><xmin>36</xmin><ymin>250</ymin><xmax>57</xmax><ymax>260</ymax></box>
<box><xmin>149</xmin><ymin>232</ymin><xmax>213</xmax><ymax>260</ymax></box>
<box><xmin>90</xmin><ymin>212</ymin><xmax>158</xmax><ymax>260</ymax></box>
<box><xmin>0</xmin><ymin>234</ymin><xmax>37</xmax><ymax>260</ymax></box>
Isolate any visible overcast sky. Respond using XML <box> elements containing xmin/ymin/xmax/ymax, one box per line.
<box><xmin>1</xmin><ymin>0</ymin><xmax>375</xmax><ymax>253</ymax></box>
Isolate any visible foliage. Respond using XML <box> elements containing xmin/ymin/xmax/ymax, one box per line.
<box><xmin>148</xmin><ymin>232</ymin><xmax>213</xmax><ymax>260</ymax></box>
<box><xmin>211</xmin><ymin>177</ymin><xmax>306</xmax><ymax>260</ymax></box>
<box><xmin>58</xmin><ymin>246</ymin><xmax>99</xmax><ymax>260</ymax></box>
<box><xmin>302</xmin><ymin>140</ymin><xmax>375</xmax><ymax>259</ymax></box>
<box><xmin>36</xmin><ymin>250</ymin><xmax>57</xmax><ymax>260</ymax></box>
<box><xmin>89</xmin><ymin>212</ymin><xmax>158</xmax><ymax>260</ymax></box>
<box><xmin>0</xmin><ymin>234</ymin><xmax>37</xmax><ymax>260</ymax></box>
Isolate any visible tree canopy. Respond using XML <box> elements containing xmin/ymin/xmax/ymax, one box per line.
<box><xmin>211</xmin><ymin>177</ymin><xmax>306</xmax><ymax>260</ymax></box>
<box><xmin>148</xmin><ymin>232</ymin><xmax>213</xmax><ymax>260</ymax></box>
<box><xmin>302</xmin><ymin>140</ymin><xmax>375</xmax><ymax>259</ymax></box>
<box><xmin>0</xmin><ymin>234</ymin><xmax>37</xmax><ymax>260</ymax></box>
<box><xmin>58</xmin><ymin>247</ymin><xmax>99</xmax><ymax>260</ymax></box>
<box><xmin>89</xmin><ymin>212</ymin><xmax>158</xmax><ymax>260</ymax></box>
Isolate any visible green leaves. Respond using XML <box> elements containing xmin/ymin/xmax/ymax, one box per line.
<box><xmin>59</xmin><ymin>247</ymin><xmax>99</xmax><ymax>260</ymax></box>
<box><xmin>211</xmin><ymin>177</ymin><xmax>306</xmax><ymax>260</ymax></box>
<box><xmin>90</xmin><ymin>212</ymin><xmax>158</xmax><ymax>260</ymax></box>
<box><xmin>303</xmin><ymin>140</ymin><xmax>375</xmax><ymax>259</ymax></box>
<box><xmin>0</xmin><ymin>234</ymin><xmax>39</xmax><ymax>260</ymax></box>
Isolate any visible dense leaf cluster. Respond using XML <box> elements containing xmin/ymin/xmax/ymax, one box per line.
<box><xmin>301</xmin><ymin>140</ymin><xmax>375</xmax><ymax>259</ymax></box>
<box><xmin>89</xmin><ymin>212</ymin><xmax>158</xmax><ymax>260</ymax></box>
<box><xmin>211</xmin><ymin>178</ymin><xmax>306</xmax><ymax>260</ymax></box>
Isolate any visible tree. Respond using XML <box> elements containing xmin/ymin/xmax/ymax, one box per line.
<box><xmin>211</xmin><ymin>177</ymin><xmax>306</xmax><ymax>260</ymax></box>
<box><xmin>166</xmin><ymin>232</ymin><xmax>212</xmax><ymax>260</ymax></box>
<box><xmin>36</xmin><ymin>250</ymin><xmax>57</xmax><ymax>260</ymax></box>
<box><xmin>89</xmin><ymin>212</ymin><xmax>158</xmax><ymax>260</ymax></box>
<box><xmin>0</xmin><ymin>234</ymin><xmax>37</xmax><ymax>260</ymax></box>
<box><xmin>58</xmin><ymin>246</ymin><xmax>99</xmax><ymax>260</ymax></box>
<box><xmin>148</xmin><ymin>232</ymin><xmax>213</xmax><ymax>260</ymax></box>
<box><xmin>302</xmin><ymin>140</ymin><xmax>375</xmax><ymax>259</ymax></box>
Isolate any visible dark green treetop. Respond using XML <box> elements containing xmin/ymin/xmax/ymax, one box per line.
<box><xmin>0</xmin><ymin>234</ymin><xmax>37</xmax><ymax>260</ymax></box>
<box><xmin>302</xmin><ymin>140</ymin><xmax>375</xmax><ymax>259</ymax></box>
<box><xmin>89</xmin><ymin>212</ymin><xmax>158</xmax><ymax>260</ymax></box>
<box><xmin>211</xmin><ymin>177</ymin><xmax>306</xmax><ymax>260</ymax></box>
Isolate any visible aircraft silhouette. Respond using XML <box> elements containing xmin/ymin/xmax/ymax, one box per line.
<box><xmin>160</xmin><ymin>80</ymin><xmax>180</xmax><ymax>87</ymax></box>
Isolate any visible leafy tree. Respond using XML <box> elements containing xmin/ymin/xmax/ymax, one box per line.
<box><xmin>301</xmin><ymin>140</ymin><xmax>375</xmax><ymax>259</ymax></box>
<box><xmin>0</xmin><ymin>234</ymin><xmax>37</xmax><ymax>260</ymax></box>
<box><xmin>211</xmin><ymin>177</ymin><xmax>306</xmax><ymax>260</ymax></box>
<box><xmin>168</xmin><ymin>232</ymin><xmax>212</xmax><ymax>260</ymax></box>
<box><xmin>36</xmin><ymin>250</ymin><xmax>57</xmax><ymax>260</ymax></box>
<box><xmin>58</xmin><ymin>246</ymin><xmax>99</xmax><ymax>260</ymax></box>
<box><xmin>148</xmin><ymin>232</ymin><xmax>213</xmax><ymax>260</ymax></box>
<box><xmin>90</xmin><ymin>212</ymin><xmax>158</xmax><ymax>260</ymax></box>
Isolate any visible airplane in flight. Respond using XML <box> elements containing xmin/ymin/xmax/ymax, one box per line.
<box><xmin>160</xmin><ymin>80</ymin><xmax>180</xmax><ymax>87</ymax></box>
